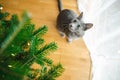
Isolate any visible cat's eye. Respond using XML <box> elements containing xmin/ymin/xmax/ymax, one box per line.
<box><xmin>77</xmin><ymin>25</ymin><xmax>81</xmax><ymax>27</ymax></box>
<box><xmin>73</xmin><ymin>20</ymin><xmax>77</xmax><ymax>22</ymax></box>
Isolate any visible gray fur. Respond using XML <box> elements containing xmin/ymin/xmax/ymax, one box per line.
<box><xmin>56</xmin><ymin>0</ymin><xmax>93</xmax><ymax>43</ymax></box>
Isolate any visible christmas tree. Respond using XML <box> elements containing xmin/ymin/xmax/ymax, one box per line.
<box><xmin>0</xmin><ymin>5</ymin><xmax>64</xmax><ymax>80</ymax></box>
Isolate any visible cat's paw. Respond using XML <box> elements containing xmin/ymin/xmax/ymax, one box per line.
<box><xmin>61</xmin><ymin>34</ymin><xmax>65</xmax><ymax>38</ymax></box>
<box><xmin>59</xmin><ymin>31</ymin><xmax>65</xmax><ymax>38</ymax></box>
<box><xmin>67</xmin><ymin>38</ymin><xmax>73</xmax><ymax>44</ymax></box>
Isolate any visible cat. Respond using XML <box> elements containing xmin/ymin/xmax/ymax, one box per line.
<box><xmin>56</xmin><ymin>0</ymin><xmax>93</xmax><ymax>43</ymax></box>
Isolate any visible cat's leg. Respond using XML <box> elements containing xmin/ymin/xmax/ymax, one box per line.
<box><xmin>67</xmin><ymin>37</ymin><xmax>73</xmax><ymax>43</ymax></box>
<box><xmin>59</xmin><ymin>31</ymin><xmax>66</xmax><ymax>38</ymax></box>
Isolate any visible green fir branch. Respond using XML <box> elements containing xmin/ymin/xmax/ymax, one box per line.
<box><xmin>0</xmin><ymin>11</ymin><xmax>9</xmax><ymax>20</ymax></box>
<box><xmin>38</xmin><ymin>63</ymin><xmax>64</xmax><ymax>80</ymax></box>
<box><xmin>33</xmin><ymin>25</ymin><xmax>48</xmax><ymax>37</ymax></box>
<box><xmin>0</xmin><ymin>7</ymin><xmax>64</xmax><ymax>80</ymax></box>
<box><xmin>37</xmin><ymin>42</ymin><xmax>58</xmax><ymax>57</ymax></box>
<box><xmin>0</xmin><ymin>12</ymin><xmax>30</xmax><ymax>54</ymax></box>
<box><xmin>43</xmin><ymin>58</ymin><xmax>53</xmax><ymax>66</ymax></box>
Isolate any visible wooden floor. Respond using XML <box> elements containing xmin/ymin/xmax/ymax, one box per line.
<box><xmin>1</xmin><ymin>0</ymin><xmax>91</xmax><ymax>80</ymax></box>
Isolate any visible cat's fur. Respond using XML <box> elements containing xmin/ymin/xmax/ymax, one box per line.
<box><xmin>56</xmin><ymin>0</ymin><xmax>93</xmax><ymax>43</ymax></box>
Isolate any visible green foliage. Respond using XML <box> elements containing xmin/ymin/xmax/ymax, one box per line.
<box><xmin>27</xmin><ymin>64</ymin><xmax>64</xmax><ymax>80</ymax></box>
<box><xmin>0</xmin><ymin>7</ymin><xmax>64</xmax><ymax>80</ymax></box>
<box><xmin>38</xmin><ymin>64</ymin><xmax>64</xmax><ymax>80</ymax></box>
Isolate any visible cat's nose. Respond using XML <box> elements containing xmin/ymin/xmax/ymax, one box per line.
<box><xmin>69</xmin><ymin>24</ymin><xmax>74</xmax><ymax>30</ymax></box>
<box><xmin>69</xmin><ymin>24</ymin><xmax>75</xmax><ymax>32</ymax></box>
<box><xmin>69</xmin><ymin>24</ymin><xmax>72</xmax><ymax>28</ymax></box>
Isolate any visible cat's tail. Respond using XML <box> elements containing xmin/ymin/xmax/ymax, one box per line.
<box><xmin>57</xmin><ymin>0</ymin><xmax>63</xmax><ymax>12</ymax></box>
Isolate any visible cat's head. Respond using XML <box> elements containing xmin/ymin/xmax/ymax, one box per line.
<box><xmin>68</xmin><ymin>12</ymin><xmax>93</xmax><ymax>37</ymax></box>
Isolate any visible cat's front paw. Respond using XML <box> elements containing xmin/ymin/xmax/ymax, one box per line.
<box><xmin>67</xmin><ymin>38</ymin><xmax>73</xmax><ymax>44</ymax></box>
<box><xmin>59</xmin><ymin>31</ymin><xmax>65</xmax><ymax>38</ymax></box>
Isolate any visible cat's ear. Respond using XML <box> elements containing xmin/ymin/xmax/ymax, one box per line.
<box><xmin>84</xmin><ymin>23</ymin><xmax>93</xmax><ymax>31</ymax></box>
<box><xmin>77</xmin><ymin>12</ymin><xmax>83</xmax><ymax>20</ymax></box>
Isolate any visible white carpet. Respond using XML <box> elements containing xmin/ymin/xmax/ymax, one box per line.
<box><xmin>77</xmin><ymin>0</ymin><xmax>120</xmax><ymax>80</ymax></box>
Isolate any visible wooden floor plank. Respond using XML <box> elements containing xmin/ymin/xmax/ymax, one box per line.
<box><xmin>1</xmin><ymin>0</ymin><xmax>91</xmax><ymax>80</ymax></box>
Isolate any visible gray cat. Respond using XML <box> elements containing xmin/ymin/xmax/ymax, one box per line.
<box><xmin>56</xmin><ymin>0</ymin><xmax>93</xmax><ymax>43</ymax></box>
